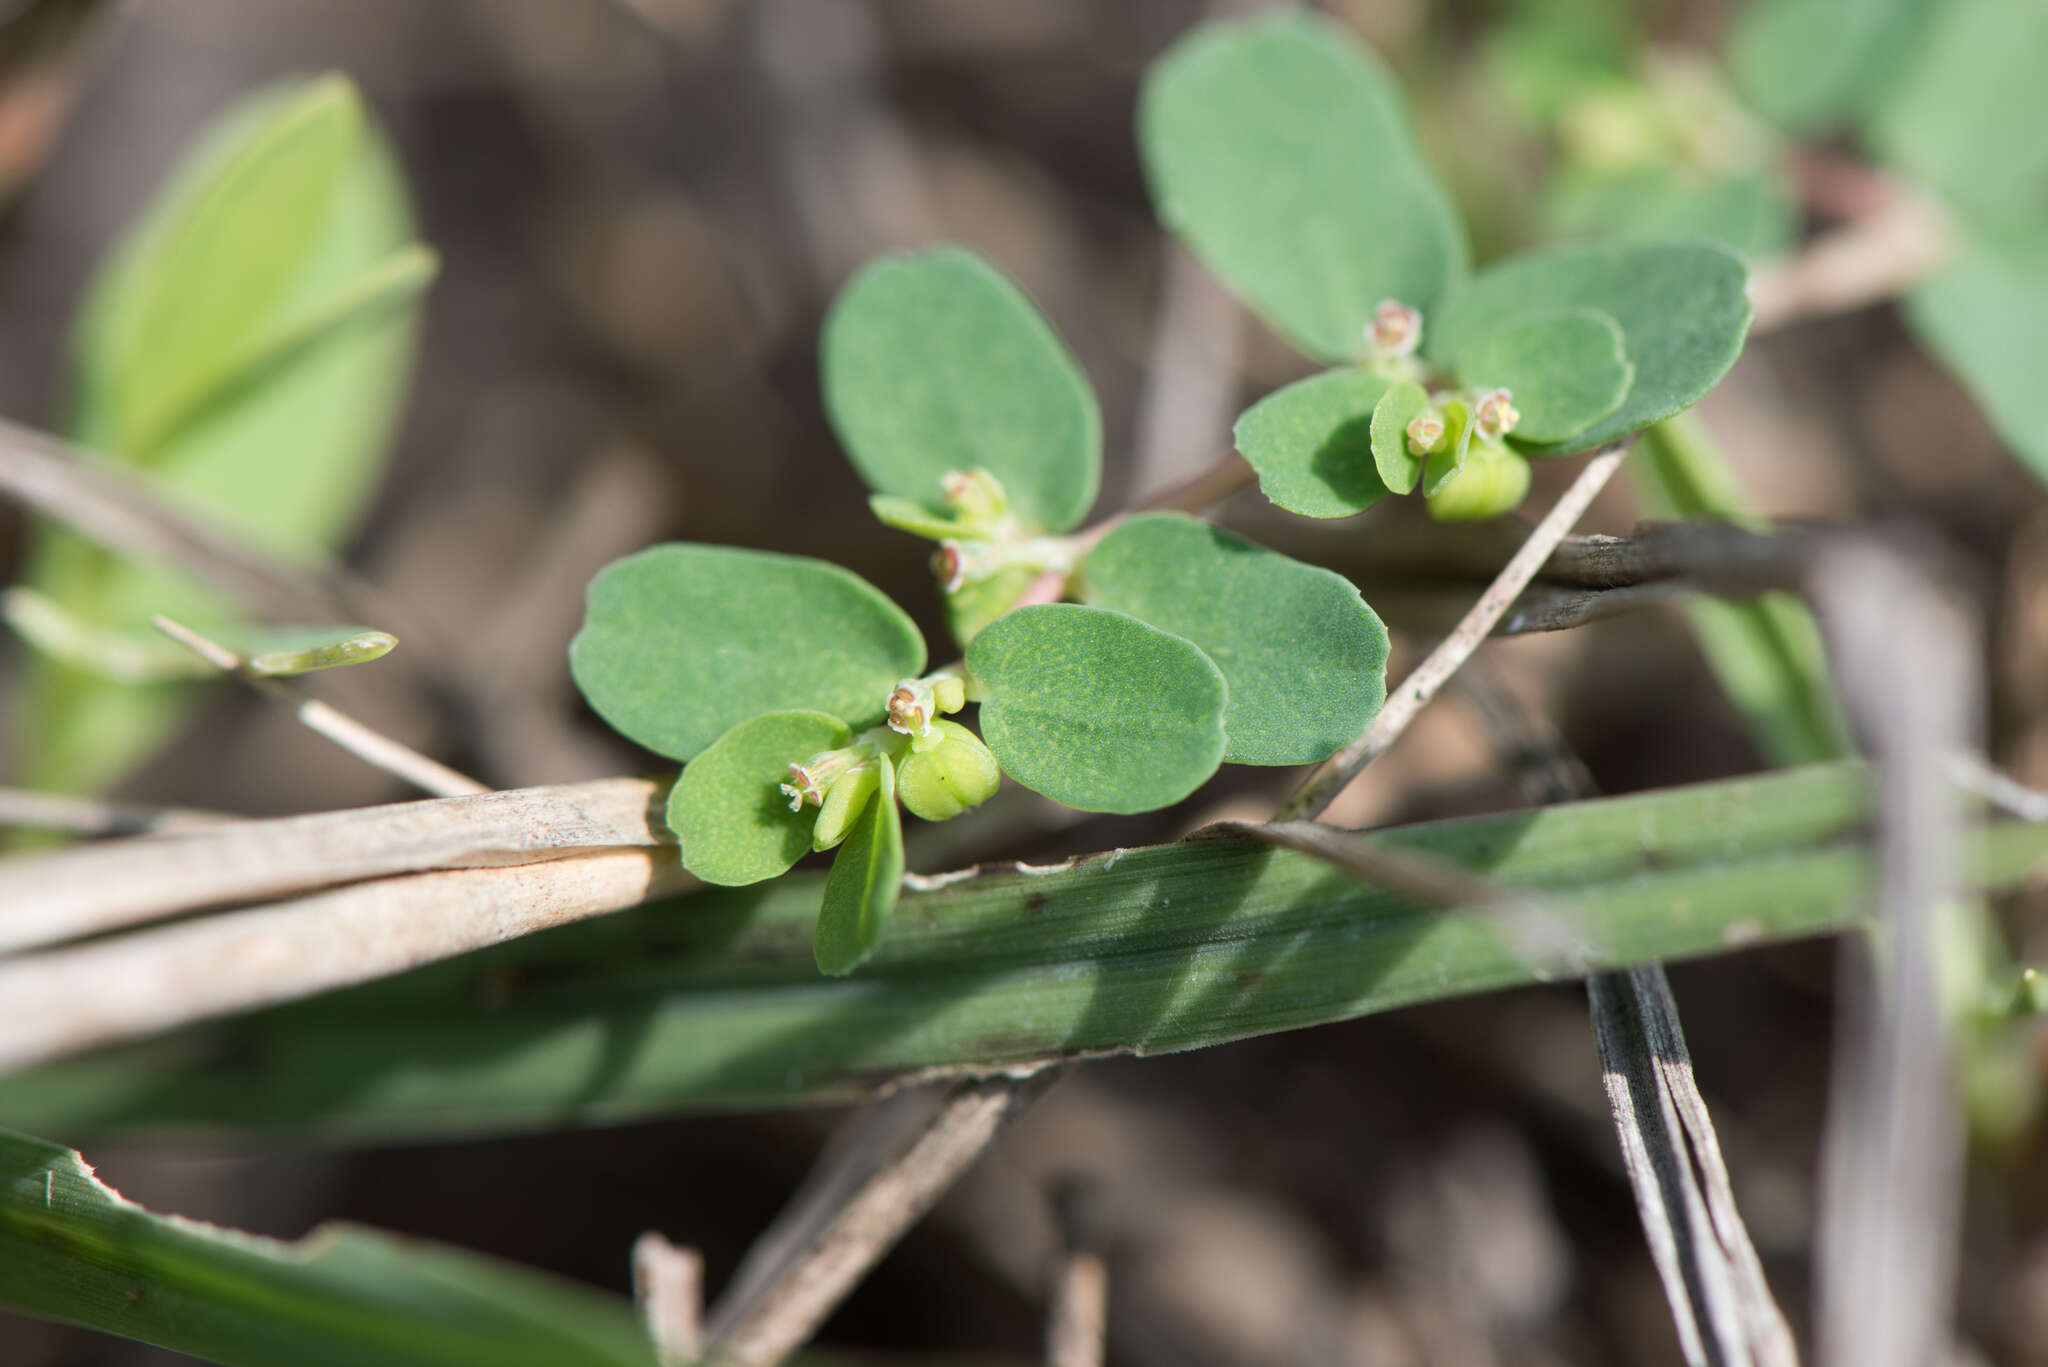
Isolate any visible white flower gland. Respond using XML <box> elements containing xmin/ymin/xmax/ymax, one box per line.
<box><xmin>886</xmin><ymin>677</ymin><xmax>938</xmax><ymax>742</ymax></box>
<box><xmin>1405</xmin><ymin>412</ymin><xmax>1448</xmax><ymax>456</ymax></box>
<box><xmin>1367</xmin><ymin>299</ymin><xmax>1422</xmax><ymax>360</ymax></box>
<box><xmin>1473</xmin><ymin>388</ymin><xmax>1520</xmax><ymax>440</ymax></box>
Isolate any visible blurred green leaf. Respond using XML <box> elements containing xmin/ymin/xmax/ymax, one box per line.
<box><xmin>1429</xmin><ymin>241</ymin><xmax>1751</xmax><ymax>454</ymax></box>
<box><xmin>1870</xmin><ymin>0</ymin><xmax>2048</xmax><ymax>235</ymax></box>
<box><xmin>1633</xmin><ymin>416</ymin><xmax>1850</xmax><ymax>765</ymax></box>
<box><xmin>1729</xmin><ymin>0</ymin><xmax>1933</xmax><ymax>135</ymax></box>
<box><xmin>0</xmin><ymin>1129</ymin><xmax>654</xmax><ymax>1366</ymax></box>
<box><xmin>15</xmin><ymin>765</ymin><xmax>2048</xmax><ymax>1137</ymax></box>
<box><xmin>1451</xmin><ymin>307</ymin><xmax>1633</xmax><ymax>444</ymax></box>
<box><xmin>240</xmin><ymin>626</ymin><xmax>398</xmax><ymax>677</ymax></box>
<box><xmin>1139</xmin><ymin>10</ymin><xmax>1467</xmax><ymax>361</ymax></box>
<box><xmin>1904</xmin><ymin>235</ymin><xmax>2048</xmax><ymax>488</ymax></box>
<box><xmin>1079</xmin><ymin>514</ymin><xmax>1387</xmax><ymax>765</ymax></box>
<box><xmin>967</xmin><ymin>603</ymin><xmax>1227</xmax><ymax>813</ymax></box>
<box><xmin>1543</xmin><ymin>169</ymin><xmax>1796</xmax><ymax>261</ymax></box>
<box><xmin>670</xmin><ymin>710</ymin><xmax>850</xmax><ymax>886</ymax></box>
<box><xmin>1232</xmin><ymin>368</ymin><xmax>1392</xmax><ymax>518</ymax></box>
<box><xmin>1369</xmin><ymin>378</ymin><xmax>1431</xmax><ymax>496</ymax></box>
<box><xmin>822</xmin><ymin>247</ymin><xmax>1101</xmax><ymax>534</ymax></box>
<box><xmin>18</xmin><ymin>76</ymin><xmax>428</xmax><ymax>796</ymax></box>
<box><xmin>816</xmin><ymin>756</ymin><xmax>904</xmax><ymax>976</ymax></box>
<box><xmin>569</xmin><ymin>544</ymin><xmax>925</xmax><ymax>764</ymax></box>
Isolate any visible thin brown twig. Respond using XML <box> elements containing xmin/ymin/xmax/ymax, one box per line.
<box><xmin>153</xmin><ymin>614</ymin><xmax>487</xmax><ymax>799</ymax></box>
<box><xmin>1276</xmin><ymin>443</ymin><xmax>1630</xmax><ymax>821</ymax></box>
<box><xmin>704</xmin><ymin>1072</ymin><xmax>1060</xmax><ymax>1366</ymax></box>
<box><xmin>1748</xmin><ymin>184</ymin><xmax>1953</xmax><ymax>335</ymax></box>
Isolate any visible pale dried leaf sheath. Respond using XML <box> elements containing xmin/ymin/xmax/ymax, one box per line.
<box><xmin>0</xmin><ymin>847</ymin><xmax>695</xmax><ymax>1076</ymax></box>
<box><xmin>0</xmin><ymin>776</ymin><xmax>669</xmax><ymax>955</ymax></box>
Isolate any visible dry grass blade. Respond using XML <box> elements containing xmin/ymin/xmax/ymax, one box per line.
<box><xmin>0</xmin><ymin>786</ymin><xmax>232</xmax><ymax>837</ymax></box>
<box><xmin>1590</xmin><ymin>968</ymin><xmax>1799</xmax><ymax>1367</ymax></box>
<box><xmin>1807</xmin><ymin>542</ymin><xmax>1976</xmax><ymax>1367</ymax></box>
<box><xmin>0</xmin><ymin>846</ymin><xmax>695</xmax><ymax>1076</ymax></box>
<box><xmin>704</xmin><ymin>1072</ymin><xmax>1060</xmax><ymax>1366</ymax></box>
<box><xmin>0</xmin><ymin>775</ymin><xmax>669</xmax><ymax>955</ymax></box>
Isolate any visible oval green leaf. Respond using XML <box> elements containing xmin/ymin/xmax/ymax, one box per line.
<box><xmin>1427</xmin><ymin>241</ymin><xmax>1750</xmax><ymax>454</ymax></box>
<box><xmin>966</xmin><ymin>603</ymin><xmax>1228</xmax><ymax>813</ymax></box>
<box><xmin>815</xmin><ymin>755</ymin><xmax>904</xmax><ymax>976</ymax></box>
<box><xmin>570</xmin><ymin>544</ymin><xmax>925</xmax><ymax>763</ymax></box>
<box><xmin>1232</xmin><ymin>368</ymin><xmax>1392</xmax><ymax>518</ymax></box>
<box><xmin>669</xmin><ymin>710</ymin><xmax>850</xmax><ymax>887</ymax></box>
<box><xmin>1369</xmin><ymin>378</ymin><xmax>1430</xmax><ymax>495</ymax></box>
<box><xmin>822</xmin><ymin>247</ymin><xmax>1101</xmax><ymax>534</ymax></box>
<box><xmin>1079</xmin><ymin>514</ymin><xmax>1388</xmax><ymax>766</ymax></box>
<box><xmin>1451</xmin><ymin>307</ymin><xmax>1633</xmax><ymax>444</ymax></box>
<box><xmin>1139</xmin><ymin>10</ymin><xmax>1468</xmax><ymax>361</ymax></box>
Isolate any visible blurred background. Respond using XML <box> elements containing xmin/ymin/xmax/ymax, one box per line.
<box><xmin>3</xmin><ymin>1</ymin><xmax>2047</xmax><ymax>1363</ymax></box>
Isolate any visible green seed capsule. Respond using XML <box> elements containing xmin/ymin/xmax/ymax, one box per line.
<box><xmin>1426</xmin><ymin>439</ymin><xmax>1532</xmax><ymax>522</ymax></box>
<box><xmin>896</xmin><ymin>719</ymin><xmax>1000</xmax><ymax>822</ymax></box>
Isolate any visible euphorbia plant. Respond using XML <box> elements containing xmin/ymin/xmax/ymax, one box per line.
<box><xmin>567</xmin><ymin>10</ymin><xmax>1761</xmax><ymax>979</ymax></box>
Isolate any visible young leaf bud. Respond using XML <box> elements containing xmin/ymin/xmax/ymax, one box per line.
<box><xmin>1366</xmin><ymin>299</ymin><xmax>1422</xmax><ymax>360</ymax></box>
<box><xmin>929</xmin><ymin>671</ymin><xmax>967</xmax><ymax>715</ymax></box>
<box><xmin>895</xmin><ymin>719</ymin><xmax>1000</xmax><ymax>822</ymax></box>
<box><xmin>1472</xmin><ymin>387</ymin><xmax>1520</xmax><ymax>440</ymax></box>
<box><xmin>940</xmin><ymin>468</ymin><xmax>1011</xmax><ymax>525</ymax></box>
<box><xmin>812</xmin><ymin>759</ymin><xmax>884</xmax><ymax>851</ymax></box>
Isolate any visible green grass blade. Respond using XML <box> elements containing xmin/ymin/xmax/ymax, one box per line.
<box><xmin>3</xmin><ymin>765</ymin><xmax>2043</xmax><ymax>1139</ymax></box>
<box><xmin>1632</xmin><ymin>415</ymin><xmax>1852</xmax><ymax>764</ymax></box>
<box><xmin>0</xmin><ymin>1129</ymin><xmax>655</xmax><ymax>1366</ymax></box>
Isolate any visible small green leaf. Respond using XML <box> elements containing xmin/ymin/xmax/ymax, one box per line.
<box><xmin>570</xmin><ymin>544</ymin><xmax>924</xmax><ymax>763</ymax></box>
<box><xmin>1080</xmin><ymin>514</ymin><xmax>1387</xmax><ymax>766</ymax></box>
<box><xmin>815</xmin><ymin>755</ymin><xmax>903</xmax><ymax>976</ymax></box>
<box><xmin>669</xmin><ymin>711</ymin><xmax>851</xmax><ymax>887</ymax></box>
<box><xmin>1139</xmin><ymin>10</ymin><xmax>1468</xmax><ymax>361</ymax></box>
<box><xmin>1232</xmin><ymin>368</ymin><xmax>1392</xmax><ymax>518</ymax></box>
<box><xmin>822</xmin><ymin>247</ymin><xmax>1101</xmax><ymax>534</ymax></box>
<box><xmin>1369</xmin><ymin>379</ymin><xmax>1431</xmax><ymax>495</ymax></box>
<box><xmin>1428</xmin><ymin>241</ymin><xmax>1750</xmax><ymax>454</ymax></box>
<box><xmin>1904</xmin><ymin>234</ymin><xmax>2048</xmax><ymax>487</ymax></box>
<box><xmin>966</xmin><ymin>603</ymin><xmax>1228</xmax><ymax>813</ymax></box>
<box><xmin>1422</xmin><ymin>398</ymin><xmax>1477</xmax><ymax>497</ymax></box>
<box><xmin>1452</xmin><ymin>308</ymin><xmax>1633</xmax><ymax>444</ymax></box>
<box><xmin>869</xmin><ymin>494</ymin><xmax>968</xmax><ymax>542</ymax></box>
<box><xmin>235</xmin><ymin>625</ymin><xmax>399</xmax><ymax>676</ymax></box>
